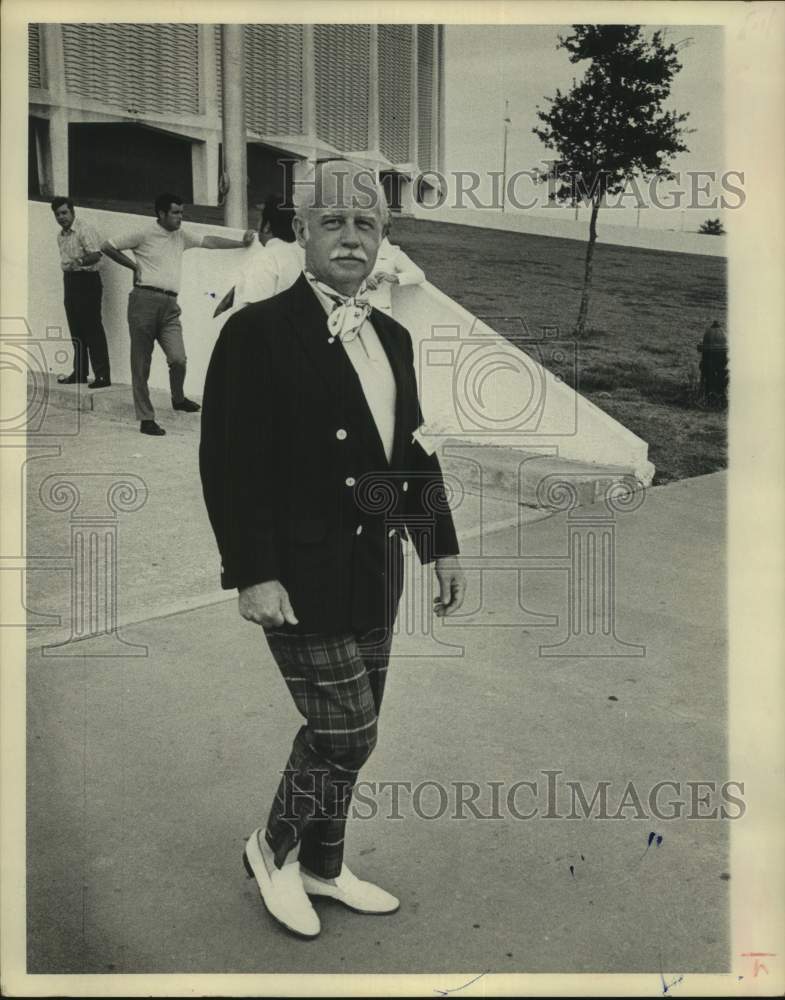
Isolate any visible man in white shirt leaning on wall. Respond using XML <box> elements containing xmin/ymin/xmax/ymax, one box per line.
<box><xmin>364</xmin><ymin>231</ymin><xmax>426</xmax><ymax>316</ymax></box>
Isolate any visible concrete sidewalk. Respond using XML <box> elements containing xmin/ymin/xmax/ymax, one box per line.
<box><xmin>24</xmin><ymin>403</ymin><xmax>729</xmax><ymax>976</ymax></box>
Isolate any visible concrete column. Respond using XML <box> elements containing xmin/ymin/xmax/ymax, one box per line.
<box><xmin>41</xmin><ymin>23</ymin><xmax>66</xmax><ymax>102</ymax></box>
<box><xmin>368</xmin><ymin>25</ymin><xmax>380</xmax><ymax>153</ymax></box>
<box><xmin>399</xmin><ymin>176</ymin><xmax>417</xmax><ymax>215</ymax></box>
<box><xmin>198</xmin><ymin>24</ymin><xmax>219</xmax><ymax>124</ymax></box>
<box><xmin>45</xmin><ymin>110</ymin><xmax>70</xmax><ymax>197</ymax></box>
<box><xmin>409</xmin><ymin>26</ymin><xmax>419</xmax><ymax>167</ymax></box>
<box><xmin>436</xmin><ymin>25</ymin><xmax>446</xmax><ymax>175</ymax></box>
<box><xmin>429</xmin><ymin>27</ymin><xmax>439</xmax><ymax>174</ymax></box>
<box><xmin>220</xmin><ymin>24</ymin><xmax>248</xmax><ymax>227</ymax></box>
<box><xmin>302</xmin><ymin>25</ymin><xmax>316</xmax><ymax>140</ymax></box>
<box><xmin>33</xmin><ymin>121</ymin><xmax>48</xmax><ymax>188</ymax></box>
<box><xmin>192</xmin><ymin>136</ymin><xmax>220</xmax><ymax>206</ymax></box>
<box><xmin>40</xmin><ymin>24</ymin><xmax>68</xmax><ymax>196</ymax></box>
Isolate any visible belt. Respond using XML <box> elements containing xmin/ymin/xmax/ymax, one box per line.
<box><xmin>136</xmin><ymin>284</ymin><xmax>178</xmax><ymax>298</ymax></box>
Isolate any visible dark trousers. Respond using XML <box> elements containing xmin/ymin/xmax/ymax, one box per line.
<box><xmin>263</xmin><ymin>628</ymin><xmax>393</xmax><ymax>879</ymax></box>
<box><xmin>63</xmin><ymin>271</ymin><xmax>111</xmax><ymax>382</ymax></box>
<box><xmin>127</xmin><ymin>287</ymin><xmax>187</xmax><ymax>421</ymax></box>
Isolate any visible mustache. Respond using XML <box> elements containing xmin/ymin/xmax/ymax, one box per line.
<box><xmin>330</xmin><ymin>251</ymin><xmax>368</xmax><ymax>262</ymax></box>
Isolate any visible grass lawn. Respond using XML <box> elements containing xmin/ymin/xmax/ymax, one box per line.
<box><xmin>393</xmin><ymin>217</ymin><xmax>727</xmax><ymax>485</ymax></box>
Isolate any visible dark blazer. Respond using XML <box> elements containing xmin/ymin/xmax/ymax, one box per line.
<box><xmin>199</xmin><ymin>273</ymin><xmax>459</xmax><ymax>634</ymax></box>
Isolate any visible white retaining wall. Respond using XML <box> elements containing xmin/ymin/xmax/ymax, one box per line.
<box><xmin>28</xmin><ymin>203</ymin><xmax>247</xmax><ymax>401</ymax></box>
<box><xmin>393</xmin><ymin>282</ymin><xmax>653</xmax><ymax>480</ymax></box>
<box><xmin>27</xmin><ymin>201</ymin><xmax>653</xmax><ymax>480</ymax></box>
<box><xmin>412</xmin><ymin>204</ymin><xmax>727</xmax><ymax>258</ymax></box>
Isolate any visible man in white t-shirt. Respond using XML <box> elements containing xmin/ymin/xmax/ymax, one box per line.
<box><xmin>102</xmin><ymin>192</ymin><xmax>255</xmax><ymax>436</ymax></box>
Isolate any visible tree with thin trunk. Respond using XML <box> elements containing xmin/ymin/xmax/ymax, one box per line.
<box><xmin>533</xmin><ymin>25</ymin><xmax>691</xmax><ymax>337</ymax></box>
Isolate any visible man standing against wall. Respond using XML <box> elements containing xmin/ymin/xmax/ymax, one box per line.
<box><xmin>200</xmin><ymin>160</ymin><xmax>466</xmax><ymax>938</ymax></box>
<box><xmin>102</xmin><ymin>193</ymin><xmax>255</xmax><ymax>436</ymax></box>
<box><xmin>51</xmin><ymin>197</ymin><xmax>111</xmax><ymax>388</ymax></box>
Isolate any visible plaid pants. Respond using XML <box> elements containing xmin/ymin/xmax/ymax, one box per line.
<box><xmin>263</xmin><ymin>628</ymin><xmax>393</xmax><ymax>879</ymax></box>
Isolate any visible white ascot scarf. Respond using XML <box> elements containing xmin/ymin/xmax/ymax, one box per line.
<box><xmin>305</xmin><ymin>271</ymin><xmax>372</xmax><ymax>343</ymax></box>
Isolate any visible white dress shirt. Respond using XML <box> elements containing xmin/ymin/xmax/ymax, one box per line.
<box><xmin>57</xmin><ymin>217</ymin><xmax>104</xmax><ymax>272</ymax></box>
<box><xmin>309</xmin><ymin>280</ymin><xmax>397</xmax><ymax>464</ymax></box>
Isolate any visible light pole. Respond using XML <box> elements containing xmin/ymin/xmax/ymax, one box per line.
<box><xmin>501</xmin><ymin>99</ymin><xmax>510</xmax><ymax>213</ymax></box>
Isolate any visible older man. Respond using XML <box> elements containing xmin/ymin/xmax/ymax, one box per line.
<box><xmin>102</xmin><ymin>192</ymin><xmax>255</xmax><ymax>436</ymax></box>
<box><xmin>200</xmin><ymin>160</ymin><xmax>466</xmax><ymax>938</ymax></box>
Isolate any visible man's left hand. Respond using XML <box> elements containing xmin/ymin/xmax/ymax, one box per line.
<box><xmin>433</xmin><ymin>555</ymin><xmax>466</xmax><ymax>617</ymax></box>
<box><xmin>242</xmin><ymin>229</ymin><xmax>256</xmax><ymax>246</ymax></box>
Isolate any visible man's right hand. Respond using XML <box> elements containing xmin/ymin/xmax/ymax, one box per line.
<box><xmin>132</xmin><ymin>266</ymin><xmax>142</xmax><ymax>286</ymax></box>
<box><xmin>238</xmin><ymin>580</ymin><xmax>299</xmax><ymax>628</ymax></box>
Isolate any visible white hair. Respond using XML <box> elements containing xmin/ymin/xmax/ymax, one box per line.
<box><xmin>293</xmin><ymin>159</ymin><xmax>390</xmax><ymax>227</ymax></box>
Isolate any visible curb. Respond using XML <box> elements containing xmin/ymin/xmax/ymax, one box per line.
<box><xmin>38</xmin><ymin>377</ymin><xmax>198</xmax><ymax>422</ymax></box>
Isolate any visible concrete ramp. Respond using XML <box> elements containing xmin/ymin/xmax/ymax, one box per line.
<box><xmin>391</xmin><ymin>281</ymin><xmax>654</xmax><ymax>507</ymax></box>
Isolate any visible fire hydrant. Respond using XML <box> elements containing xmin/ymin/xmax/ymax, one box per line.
<box><xmin>696</xmin><ymin>320</ymin><xmax>728</xmax><ymax>408</ymax></box>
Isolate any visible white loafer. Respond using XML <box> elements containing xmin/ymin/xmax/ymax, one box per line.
<box><xmin>300</xmin><ymin>864</ymin><xmax>400</xmax><ymax>914</ymax></box>
<box><xmin>243</xmin><ymin>828</ymin><xmax>320</xmax><ymax>938</ymax></box>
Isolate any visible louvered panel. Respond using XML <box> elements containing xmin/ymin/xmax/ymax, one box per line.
<box><xmin>215</xmin><ymin>25</ymin><xmax>303</xmax><ymax>134</ymax></box>
<box><xmin>378</xmin><ymin>25</ymin><xmax>411</xmax><ymax>163</ymax></box>
<box><xmin>314</xmin><ymin>24</ymin><xmax>370</xmax><ymax>152</ymax></box>
<box><xmin>417</xmin><ymin>25</ymin><xmax>434</xmax><ymax>171</ymax></box>
<box><xmin>244</xmin><ymin>25</ymin><xmax>303</xmax><ymax>134</ymax></box>
<box><xmin>62</xmin><ymin>24</ymin><xmax>200</xmax><ymax>117</ymax></box>
<box><xmin>29</xmin><ymin>23</ymin><xmax>42</xmax><ymax>88</ymax></box>
<box><xmin>215</xmin><ymin>24</ymin><xmax>222</xmax><ymax>105</ymax></box>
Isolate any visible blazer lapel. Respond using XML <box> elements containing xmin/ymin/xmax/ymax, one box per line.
<box><xmin>284</xmin><ymin>274</ymin><xmax>346</xmax><ymax>394</ymax></box>
<box><xmin>370</xmin><ymin>310</ymin><xmax>413</xmax><ymax>471</ymax></box>
<box><xmin>285</xmin><ymin>275</ymin><xmax>390</xmax><ymax>469</ymax></box>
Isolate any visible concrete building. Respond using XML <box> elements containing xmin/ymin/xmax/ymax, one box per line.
<box><xmin>28</xmin><ymin>22</ymin><xmax>446</xmax><ymax>212</ymax></box>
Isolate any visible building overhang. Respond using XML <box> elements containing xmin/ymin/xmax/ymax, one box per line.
<box><xmin>389</xmin><ymin>162</ymin><xmax>416</xmax><ymax>179</ymax></box>
<box><xmin>250</xmin><ymin>133</ymin><xmax>347</xmax><ymax>163</ymax></box>
<box><xmin>342</xmin><ymin>148</ymin><xmax>395</xmax><ymax>172</ymax></box>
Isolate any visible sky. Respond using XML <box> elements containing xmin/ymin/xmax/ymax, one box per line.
<box><xmin>443</xmin><ymin>25</ymin><xmax>726</xmax><ymax>230</ymax></box>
